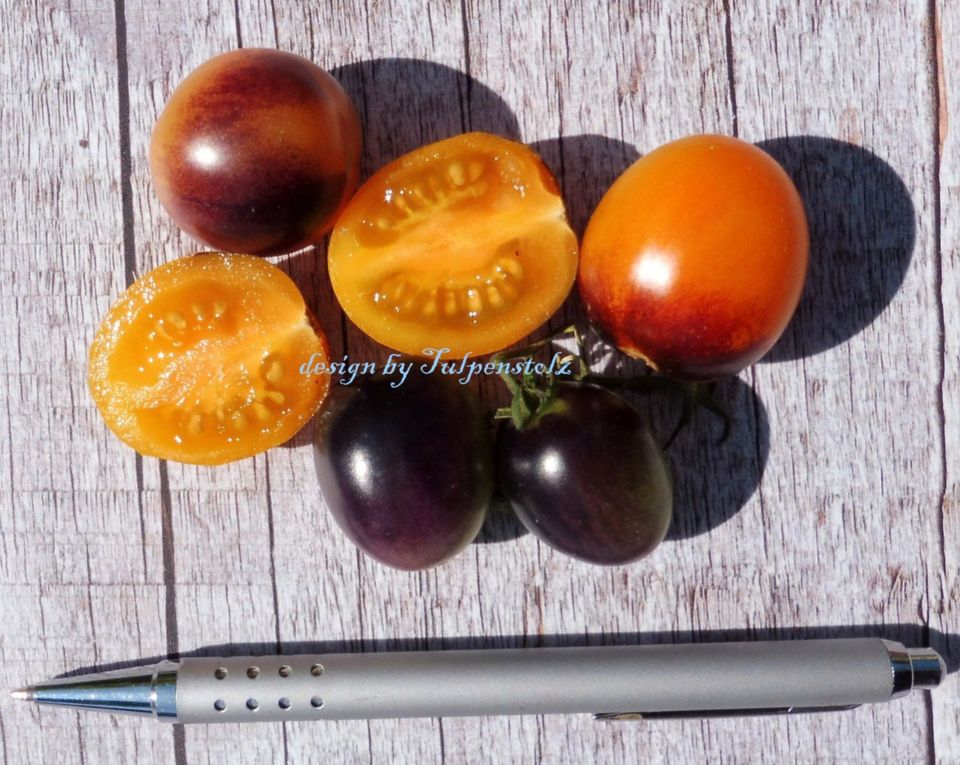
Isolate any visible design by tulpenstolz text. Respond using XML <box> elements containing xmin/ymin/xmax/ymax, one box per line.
<box><xmin>299</xmin><ymin>347</ymin><xmax>574</xmax><ymax>387</ymax></box>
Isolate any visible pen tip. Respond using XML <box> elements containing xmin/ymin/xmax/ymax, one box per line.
<box><xmin>10</xmin><ymin>688</ymin><xmax>33</xmax><ymax>701</ymax></box>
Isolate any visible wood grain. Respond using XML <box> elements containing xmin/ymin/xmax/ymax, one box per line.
<box><xmin>120</xmin><ymin>2</ymin><xmax>289</xmax><ymax>763</ymax></box>
<box><xmin>0</xmin><ymin>0</ymin><xmax>956</xmax><ymax>763</ymax></box>
<box><xmin>728</xmin><ymin>2</ymin><xmax>943</xmax><ymax>762</ymax></box>
<box><xmin>0</xmin><ymin>1</ymin><xmax>171</xmax><ymax>763</ymax></box>
<box><xmin>934</xmin><ymin>0</ymin><xmax>959</xmax><ymax>760</ymax></box>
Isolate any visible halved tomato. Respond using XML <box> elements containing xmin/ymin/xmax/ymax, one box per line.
<box><xmin>328</xmin><ymin>132</ymin><xmax>578</xmax><ymax>358</ymax></box>
<box><xmin>88</xmin><ymin>253</ymin><xmax>331</xmax><ymax>465</ymax></box>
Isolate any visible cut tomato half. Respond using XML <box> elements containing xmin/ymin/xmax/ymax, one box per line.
<box><xmin>88</xmin><ymin>253</ymin><xmax>331</xmax><ymax>465</ymax></box>
<box><xmin>328</xmin><ymin>132</ymin><xmax>578</xmax><ymax>358</ymax></box>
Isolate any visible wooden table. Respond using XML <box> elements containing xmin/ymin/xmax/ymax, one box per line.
<box><xmin>2</xmin><ymin>1</ymin><xmax>957</xmax><ymax>762</ymax></box>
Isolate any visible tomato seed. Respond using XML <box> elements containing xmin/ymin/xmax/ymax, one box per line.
<box><xmin>447</xmin><ymin>162</ymin><xmax>466</xmax><ymax>186</ymax></box>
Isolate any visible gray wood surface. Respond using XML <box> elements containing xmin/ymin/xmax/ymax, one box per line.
<box><xmin>1</xmin><ymin>1</ymin><xmax>956</xmax><ymax>763</ymax></box>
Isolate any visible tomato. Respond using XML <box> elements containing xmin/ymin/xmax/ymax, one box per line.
<box><xmin>150</xmin><ymin>49</ymin><xmax>361</xmax><ymax>256</ymax></box>
<box><xmin>313</xmin><ymin>375</ymin><xmax>493</xmax><ymax>570</ymax></box>
<box><xmin>497</xmin><ymin>383</ymin><xmax>672</xmax><ymax>565</ymax></box>
<box><xmin>88</xmin><ymin>253</ymin><xmax>332</xmax><ymax>465</ymax></box>
<box><xmin>579</xmin><ymin>134</ymin><xmax>808</xmax><ymax>381</ymax></box>
<box><xmin>328</xmin><ymin>132</ymin><xmax>578</xmax><ymax>358</ymax></box>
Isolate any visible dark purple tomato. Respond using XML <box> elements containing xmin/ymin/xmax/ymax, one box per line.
<box><xmin>497</xmin><ymin>384</ymin><xmax>672</xmax><ymax>565</ymax></box>
<box><xmin>313</xmin><ymin>375</ymin><xmax>493</xmax><ymax>570</ymax></box>
<box><xmin>150</xmin><ymin>49</ymin><xmax>361</xmax><ymax>256</ymax></box>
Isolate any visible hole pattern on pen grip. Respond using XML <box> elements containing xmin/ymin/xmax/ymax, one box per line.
<box><xmin>202</xmin><ymin>660</ymin><xmax>327</xmax><ymax>718</ymax></box>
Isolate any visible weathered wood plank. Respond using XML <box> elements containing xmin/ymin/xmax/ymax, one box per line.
<box><xmin>0</xmin><ymin>1</ymin><xmax>171</xmax><ymax>763</ymax></box>
<box><xmin>454</xmin><ymin>2</ymin><xmax>762</xmax><ymax>763</ymax></box>
<box><xmin>117</xmin><ymin>1</ymin><xmax>288</xmax><ymax>763</ymax></box>
<box><xmin>933</xmin><ymin>0</ymin><xmax>959</xmax><ymax>760</ymax></box>
<box><xmin>238</xmin><ymin>1</ymin><xmax>482</xmax><ymax>761</ymax></box>
<box><xmin>731</xmin><ymin>1</ymin><xmax>943</xmax><ymax>762</ymax></box>
<box><xmin>1</xmin><ymin>0</ymin><xmax>955</xmax><ymax>763</ymax></box>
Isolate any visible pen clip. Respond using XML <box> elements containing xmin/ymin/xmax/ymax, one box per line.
<box><xmin>593</xmin><ymin>705</ymin><xmax>861</xmax><ymax>721</ymax></box>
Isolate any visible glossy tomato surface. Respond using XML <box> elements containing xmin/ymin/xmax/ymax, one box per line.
<box><xmin>328</xmin><ymin>132</ymin><xmax>578</xmax><ymax>358</ymax></box>
<box><xmin>498</xmin><ymin>384</ymin><xmax>672</xmax><ymax>565</ymax></box>
<box><xmin>314</xmin><ymin>375</ymin><xmax>493</xmax><ymax>570</ymax></box>
<box><xmin>150</xmin><ymin>49</ymin><xmax>361</xmax><ymax>256</ymax></box>
<box><xmin>88</xmin><ymin>253</ymin><xmax>331</xmax><ymax>465</ymax></box>
<box><xmin>579</xmin><ymin>135</ymin><xmax>808</xmax><ymax>381</ymax></box>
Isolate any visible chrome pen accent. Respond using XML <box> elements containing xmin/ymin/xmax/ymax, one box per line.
<box><xmin>882</xmin><ymin>641</ymin><xmax>946</xmax><ymax>699</ymax></box>
<box><xmin>595</xmin><ymin>705</ymin><xmax>862</xmax><ymax>720</ymax></box>
<box><xmin>14</xmin><ymin>661</ymin><xmax>178</xmax><ymax>718</ymax></box>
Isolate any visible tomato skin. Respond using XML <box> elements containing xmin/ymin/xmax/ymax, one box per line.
<box><xmin>88</xmin><ymin>253</ymin><xmax>332</xmax><ymax>465</ymax></box>
<box><xmin>579</xmin><ymin>134</ymin><xmax>808</xmax><ymax>381</ymax></box>
<box><xmin>313</xmin><ymin>375</ymin><xmax>493</xmax><ymax>570</ymax></box>
<box><xmin>497</xmin><ymin>384</ymin><xmax>672</xmax><ymax>565</ymax></box>
<box><xmin>150</xmin><ymin>49</ymin><xmax>361</xmax><ymax>256</ymax></box>
<box><xmin>328</xmin><ymin>132</ymin><xmax>578</xmax><ymax>359</ymax></box>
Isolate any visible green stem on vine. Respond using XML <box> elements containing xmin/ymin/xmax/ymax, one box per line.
<box><xmin>491</xmin><ymin>325</ymin><xmax>733</xmax><ymax>444</ymax></box>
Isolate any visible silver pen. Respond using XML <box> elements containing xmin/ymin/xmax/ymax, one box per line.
<box><xmin>11</xmin><ymin>638</ymin><xmax>945</xmax><ymax>724</ymax></box>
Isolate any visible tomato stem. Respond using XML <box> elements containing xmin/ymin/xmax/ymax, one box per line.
<box><xmin>492</xmin><ymin>325</ymin><xmax>733</xmax><ymax>444</ymax></box>
<box><xmin>492</xmin><ymin>324</ymin><xmax>584</xmax><ymax>429</ymax></box>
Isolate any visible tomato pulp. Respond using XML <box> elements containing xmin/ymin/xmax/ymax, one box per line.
<box><xmin>328</xmin><ymin>132</ymin><xmax>579</xmax><ymax>358</ymax></box>
<box><xmin>88</xmin><ymin>253</ymin><xmax>332</xmax><ymax>465</ymax></box>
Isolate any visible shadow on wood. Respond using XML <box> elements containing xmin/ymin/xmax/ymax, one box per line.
<box><xmin>61</xmin><ymin>624</ymin><xmax>959</xmax><ymax>676</ymax></box>
<box><xmin>531</xmin><ymin>134</ymin><xmax>640</xmax><ymax>237</ymax></box>
<box><xmin>652</xmin><ymin>375</ymin><xmax>768</xmax><ymax>541</ymax></box>
<box><xmin>756</xmin><ymin>137</ymin><xmax>916</xmax><ymax>362</ymax></box>
<box><xmin>330</xmin><ymin>57</ymin><xmax>520</xmax><ymax>175</ymax></box>
<box><xmin>472</xmin><ymin>490</ymin><xmax>529</xmax><ymax>544</ymax></box>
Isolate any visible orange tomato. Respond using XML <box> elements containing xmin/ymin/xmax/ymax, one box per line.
<box><xmin>579</xmin><ymin>134</ymin><xmax>808</xmax><ymax>381</ymax></box>
<box><xmin>328</xmin><ymin>132</ymin><xmax>578</xmax><ymax>358</ymax></box>
<box><xmin>88</xmin><ymin>254</ymin><xmax>331</xmax><ymax>465</ymax></box>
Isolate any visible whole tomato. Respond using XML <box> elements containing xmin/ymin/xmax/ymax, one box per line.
<box><xmin>579</xmin><ymin>135</ymin><xmax>808</xmax><ymax>381</ymax></box>
<box><xmin>497</xmin><ymin>383</ymin><xmax>672</xmax><ymax>565</ymax></box>
<box><xmin>150</xmin><ymin>49</ymin><xmax>361</xmax><ymax>256</ymax></box>
<box><xmin>313</xmin><ymin>375</ymin><xmax>493</xmax><ymax>570</ymax></box>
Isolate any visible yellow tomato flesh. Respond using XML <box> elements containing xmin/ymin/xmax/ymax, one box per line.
<box><xmin>88</xmin><ymin>253</ymin><xmax>331</xmax><ymax>465</ymax></box>
<box><xmin>328</xmin><ymin>132</ymin><xmax>578</xmax><ymax>358</ymax></box>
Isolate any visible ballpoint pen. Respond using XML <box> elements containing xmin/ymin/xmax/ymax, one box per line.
<box><xmin>11</xmin><ymin>637</ymin><xmax>945</xmax><ymax>724</ymax></box>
